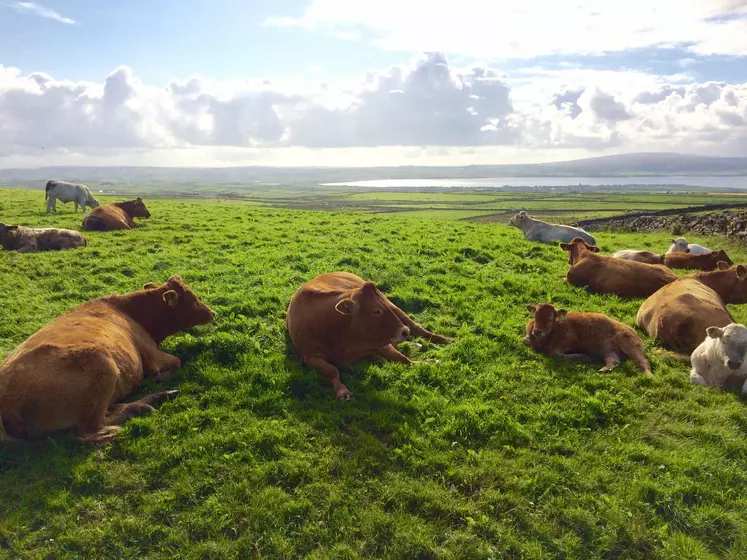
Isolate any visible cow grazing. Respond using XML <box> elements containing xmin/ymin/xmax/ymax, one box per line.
<box><xmin>508</xmin><ymin>211</ymin><xmax>596</xmax><ymax>245</ymax></box>
<box><xmin>0</xmin><ymin>222</ymin><xmax>87</xmax><ymax>253</ymax></box>
<box><xmin>286</xmin><ymin>272</ymin><xmax>453</xmax><ymax>400</ymax></box>
<box><xmin>0</xmin><ymin>277</ymin><xmax>214</xmax><ymax>444</ymax></box>
<box><xmin>667</xmin><ymin>237</ymin><xmax>712</xmax><ymax>255</ymax></box>
<box><xmin>611</xmin><ymin>249</ymin><xmax>664</xmax><ymax>265</ymax></box>
<box><xmin>82</xmin><ymin>197</ymin><xmax>151</xmax><ymax>231</ymax></box>
<box><xmin>663</xmin><ymin>249</ymin><xmax>733</xmax><ymax>271</ymax></box>
<box><xmin>690</xmin><ymin>323</ymin><xmax>747</xmax><ymax>394</ymax></box>
<box><xmin>636</xmin><ymin>263</ymin><xmax>747</xmax><ymax>354</ymax></box>
<box><xmin>45</xmin><ymin>180</ymin><xmax>100</xmax><ymax>214</ymax></box>
<box><xmin>561</xmin><ymin>237</ymin><xmax>677</xmax><ymax>298</ymax></box>
<box><xmin>524</xmin><ymin>303</ymin><xmax>651</xmax><ymax>375</ymax></box>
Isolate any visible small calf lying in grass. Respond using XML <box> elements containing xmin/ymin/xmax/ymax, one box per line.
<box><xmin>524</xmin><ymin>303</ymin><xmax>652</xmax><ymax>375</ymax></box>
<box><xmin>663</xmin><ymin>249</ymin><xmax>733</xmax><ymax>271</ymax></box>
<box><xmin>690</xmin><ymin>323</ymin><xmax>747</xmax><ymax>395</ymax></box>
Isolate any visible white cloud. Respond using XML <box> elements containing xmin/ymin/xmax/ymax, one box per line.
<box><xmin>10</xmin><ymin>2</ymin><xmax>76</xmax><ymax>25</ymax></box>
<box><xmin>0</xmin><ymin>54</ymin><xmax>746</xmax><ymax>167</ymax></box>
<box><xmin>266</xmin><ymin>0</ymin><xmax>747</xmax><ymax>58</ymax></box>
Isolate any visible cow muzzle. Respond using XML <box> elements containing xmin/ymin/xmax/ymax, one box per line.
<box><xmin>727</xmin><ymin>359</ymin><xmax>742</xmax><ymax>371</ymax></box>
<box><xmin>392</xmin><ymin>326</ymin><xmax>410</xmax><ymax>343</ymax></box>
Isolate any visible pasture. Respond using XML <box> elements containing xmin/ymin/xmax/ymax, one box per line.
<box><xmin>1</xmin><ymin>188</ymin><xmax>746</xmax><ymax>559</ymax></box>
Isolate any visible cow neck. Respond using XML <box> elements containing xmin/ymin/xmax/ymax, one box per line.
<box><xmin>104</xmin><ymin>290</ymin><xmax>173</xmax><ymax>343</ymax></box>
<box><xmin>693</xmin><ymin>270</ymin><xmax>736</xmax><ymax>301</ymax></box>
<box><xmin>113</xmin><ymin>201</ymin><xmax>135</xmax><ymax>217</ymax></box>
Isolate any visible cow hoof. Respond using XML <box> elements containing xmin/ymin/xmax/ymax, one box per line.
<box><xmin>336</xmin><ymin>388</ymin><xmax>353</xmax><ymax>401</ymax></box>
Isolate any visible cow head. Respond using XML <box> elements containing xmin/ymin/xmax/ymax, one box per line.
<box><xmin>89</xmin><ymin>198</ymin><xmax>101</xmax><ymax>209</ymax></box>
<box><xmin>712</xmin><ymin>249</ymin><xmax>733</xmax><ymax>267</ymax></box>
<box><xmin>334</xmin><ymin>281</ymin><xmax>410</xmax><ymax>346</ymax></box>
<box><xmin>559</xmin><ymin>237</ymin><xmax>600</xmax><ymax>265</ymax></box>
<box><xmin>508</xmin><ymin>210</ymin><xmax>529</xmax><ymax>229</ymax></box>
<box><xmin>525</xmin><ymin>303</ymin><xmax>566</xmax><ymax>344</ymax></box>
<box><xmin>133</xmin><ymin>197</ymin><xmax>151</xmax><ymax>218</ymax></box>
<box><xmin>708</xmin><ymin>263</ymin><xmax>747</xmax><ymax>304</ymax></box>
<box><xmin>670</xmin><ymin>237</ymin><xmax>690</xmax><ymax>253</ymax></box>
<box><xmin>144</xmin><ymin>276</ymin><xmax>215</xmax><ymax>338</ymax></box>
<box><xmin>0</xmin><ymin>222</ymin><xmax>20</xmax><ymax>249</ymax></box>
<box><xmin>706</xmin><ymin>323</ymin><xmax>747</xmax><ymax>371</ymax></box>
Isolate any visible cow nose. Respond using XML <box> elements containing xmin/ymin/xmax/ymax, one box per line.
<box><xmin>727</xmin><ymin>360</ymin><xmax>742</xmax><ymax>370</ymax></box>
<box><xmin>532</xmin><ymin>329</ymin><xmax>542</xmax><ymax>337</ymax></box>
<box><xmin>401</xmin><ymin>327</ymin><xmax>410</xmax><ymax>339</ymax></box>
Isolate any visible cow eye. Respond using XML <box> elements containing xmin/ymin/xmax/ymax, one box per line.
<box><xmin>373</xmin><ymin>308</ymin><xmax>383</xmax><ymax>316</ymax></box>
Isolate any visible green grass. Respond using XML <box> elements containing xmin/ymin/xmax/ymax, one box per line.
<box><xmin>1</xmin><ymin>188</ymin><xmax>746</xmax><ymax>559</ymax></box>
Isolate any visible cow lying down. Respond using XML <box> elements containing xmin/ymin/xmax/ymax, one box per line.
<box><xmin>83</xmin><ymin>197</ymin><xmax>151</xmax><ymax>231</ymax></box>
<box><xmin>691</xmin><ymin>323</ymin><xmax>747</xmax><ymax>395</ymax></box>
<box><xmin>0</xmin><ymin>276</ymin><xmax>214</xmax><ymax>444</ymax></box>
<box><xmin>508</xmin><ymin>211</ymin><xmax>596</xmax><ymax>245</ymax></box>
<box><xmin>286</xmin><ymin>272</ymin><xmax>454</xmax><ymax>400</ymax></box>
<box><xmin>524</xmin><ymin>303</ymin><xmax>652</xmax><ymax>375</ymax></box>
<box><xmin>0</xmin><ymin>222</ymin><xmax>87</xmax><ymax>253</ymax></box>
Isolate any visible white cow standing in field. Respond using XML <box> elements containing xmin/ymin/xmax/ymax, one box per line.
<box><xmin>45</xmin><ymin>180</ymin><xmax>100</xmax><ymax>214</ymax></box>
<box><xmin>508</xmin><ymin>211</ymin><xmax>597</xmax><ymax>245</ymax></box>
<box><xmin>691</xmin><ymin>323</ymin><xmax>747</xmax><ymax>395</ymax></box>
<box><xmin>667</xmin><ymin>237</ymin><xmax>711</xmax><ymax>255</ymax></box>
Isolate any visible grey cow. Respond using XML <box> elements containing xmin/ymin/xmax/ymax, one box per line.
<box><xmin>508</xmin><ymin>211</ymin><xmax>597</xmax><ymax>245</ymax></box>
<box><xmin>45</xmin><ymin>180</ymin><xmax>100</xmax><ymax>214</ymax></box>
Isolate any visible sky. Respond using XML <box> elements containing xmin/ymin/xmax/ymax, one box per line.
<box><xmin>0</xmin><ymin>0</ymin><xmax>746</xmax><ymax>168</ymax></box>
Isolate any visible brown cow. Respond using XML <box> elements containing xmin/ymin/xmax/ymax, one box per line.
<box><xmin>561</xmin><ymin>237</ymin><xmax>677</xmax><ymax>298</ymax></box>
<box><xmin>524</xmin><ymin>303</ymin><xmax>651</xmax><ymax>375</ymax></box>
<box><xmin>663</xmin><ymin>249</ymin><xmax>733</xmax><ymax>271</ymax></box>
<box><xmin>82</xmin><ymin>197</ymin><xmax>151</xmax><ymax>231</ymax></box>
<box><xmin>636</xmin><ymin>263</ymin><xmax>747</xmax><ymax>354</ymax></box>
<box><xmin>0</xmin><ymin>276</ymin><xmax>214</xmax><ymax>444</ymax></box>
<box><xmin>286</xmin><ymin>272</ymin><xmax>453</xmax><ymax>400</ymax></box>
<box><xmin>0</xmin><ymin>223</ymin><xmax>86</xmax><ymax>253</ymax></box>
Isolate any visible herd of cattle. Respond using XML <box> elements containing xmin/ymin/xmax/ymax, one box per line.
<box><xmin>0</xmin><ymin>188</ymin><xmax>746</xmax><ymax>444</ymax></box>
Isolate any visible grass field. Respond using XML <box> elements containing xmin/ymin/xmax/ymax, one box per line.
<box><xmin>1</xmin><ymin>188</ymin><xmax>747</xmax><ymax>559</ymax></box>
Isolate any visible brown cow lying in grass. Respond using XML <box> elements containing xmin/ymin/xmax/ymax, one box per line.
<box><xmin>524</xmin><ymin>303</ymin><xmax>652</xmax><ymax>375</ymax></box>
<box><xmin>286</xmin><ymin>272</ymin><xmax>453</xmax><ymax>400</ymax></box>
<box><xmin>662</xmin><ymin>249</ymin><xmax>733</xmax><ymax>271</ymax></box>
<box><xmin>637</xmin><ymin>262</ymin><xmax>747</xmax><ymax>354</ymax></box>
<box><xmin>0</xmin><ymin>222</ymin><xmax>86</xmax><ymax>253</ymax></box>
<box><xmin>82</xmin><ymin>197</ymin><xmax>151</xmax><ymax>231</ymax></box>
<box><xmin>561</xmin><ymin>237</ymin><xmax>677</xmax><ymax>298</ymax></box>
<box><xmin>0</xmin><ymin>276</ymin><xmax>214</xmax><ymax>444</ymax></box>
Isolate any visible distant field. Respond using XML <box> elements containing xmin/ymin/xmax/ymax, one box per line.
<box><xmin>1</xmin><ymin>188</ymin><xmax>746</xmax><ymax>558</ymax></box>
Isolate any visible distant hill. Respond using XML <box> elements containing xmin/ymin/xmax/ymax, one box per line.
<box><xmin>1</xmin><ymin>152</ymin><xmax>746</xmax><ymax>186</ymax></box>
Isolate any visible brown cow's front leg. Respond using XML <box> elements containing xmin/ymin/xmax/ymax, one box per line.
<box><xmin>104</xmin><ymin>390</ymin><xmax>180</xmax><ymax>426</ymax></box>
<box><xmin>305</xmin><ymin>356</ymin><xmax>352</xmax><ymax>401</ymax></box>
<box><xmin>387</xmin><ymin>303</ymin><xmax>454</xmax><ymax>344</ymax></box>
<box><xmin>144</xmin><ymin>350</ymin><xmax>182</xmax><ymax>382</ymax></box>
<box><xmin>375</xmin><ymin>344</ymin><xmax>412</xmax><ymax>364</ymax></box>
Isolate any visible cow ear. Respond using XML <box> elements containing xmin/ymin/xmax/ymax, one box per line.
<box><xmin>559</xmin><ymin>243</ymin><xmax>571</xmax><ymax>251</ymax></box>
<box><xmin>737</xmin><ymin>265</ymin><xmax>747</xmax><ymax>279</ymax></box>
<box><xmin>519</xmin><ymin>211</ymin><xmax>527</xmax><ymax>216</ymax></box>
<box><xmin>706</xmin><ymin>326</ymin><xmax>724</xmax><ymax>339</ymax></box>
<box><xmin>168</xmin><ymin>275</ymin><xmax>183</xmax><ymax>284</ymax></box>
<box><xmin>143</xmin><ymin>282</ymin><xmax>159</xmax><ymax>290</ymax></box>
<box><xmin>558</xmin><ymin>309</ymin><xmax>568</xmax><ymax>318</ymax></box>
<box><xmin>335</xmin><ymin>298</ymin><xmax>359</xmax><ymax>316</ymax></box>
<box><xmin>717</xmin><ymin>261</ymin><xmax>731</xmax><ymax>270</ymax></box>
<box><xmin>361</xmin><ymin>281</ymin><xmax>377</xmax><ymax>295</ymax></box>
<box><xmin>590</xmin><ymin>246</ymin><xmax>600</xmax><ymax>253</ymax></box>
<box><xmin>526</xmin><ymin>305</ymin><xmax>537</xmax><ymax>313</ymax></box>
<box><xmin>6</xmin><ymin>225</ymin><xmax>18</xmax><ymax>232</ymax></box>
<box><xmin>163</xmin><ymin>290</ymin><xmax>179</xmax><ymax>307</ymax></box>
<box><xmin>670</xmin><ymin>239</ymin><xmax>676</xmax><ymax>243</ymax></box>
<box><xmin>137</xmin><ymin>196</ymin><xmax>143</xmax><ymax>202</ymax></box>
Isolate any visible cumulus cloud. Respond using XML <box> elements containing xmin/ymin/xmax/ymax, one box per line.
<box><xmin>266</xmin><ymin>0</ymin><xmax>747</xmax><ymax>58</ymax></box>
<box><xmin>0</xmin><ymin>53</ymin><xmax>746</xmax><ymax>164</ymax></box>
<box><xmin>9</xmin><ymin>2</ymin><xmax>76</xmax><ymax>25</ymax></box>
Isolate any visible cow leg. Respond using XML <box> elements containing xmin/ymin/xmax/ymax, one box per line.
<box><xmin>375</xmin><ymin>344</ymin><xmax>412</xmax><ymax>364</ymax></box>
<box><xmin>387</xmin><ymin>303</ymin><xmax>453</xmax><ymax>344</ymax></box>
<box><xmin>304</xmin><ymin>356</ymin><xmax>352</xmax><ymax>401</ymax></box>
<box><xmin>741</xmin><ymin>378</ymin><xmax>747</xmax><ymax>395</ymax></box>
<box><xmin>690</xmin><ymin>370</ymin><xmax>708</xmax><ymax>386</ymax></box>
<box><xmin>75</xmin><ymin>353</ymin><xmax>125</xmax><ymax>445</ymax></box>
<box><xmin>561</xmin><ymin>353</ymin><xmax>590</xmax><ymax>361</ymax></box>
<box><xmin>104</xmin><ymin>390</ymin><xmax>180</xmax><ymax>426</ymax></box>
<box><xmin>142</xmin><ymin>349</ymin><xmax>182</xmax><ymax>382</ymax></box>
<box><xmin>599</xmin><ymin>353</ymin><xmax>620</xmax><ymax>373</ymax></box>
<box><xmin>74</xmin><ymin>201</ymin><xmax>79</xmax><ymax>213</ymax></box>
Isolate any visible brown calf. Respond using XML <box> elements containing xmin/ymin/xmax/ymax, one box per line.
<box><xmin>561</xmin><ymin>237</ymin><xmax>677</xmax><ymax>298</ymax></box>
<box><xmin>524</xmin><ymin>303</ymin><xmax>652</xmax><ymax>375</ymax></box>
<box><xmin>0</xmin><ymin>276</ymin><xmax>214</xmax><ymax>444</ymax></box>
<box><xmin>286</xmin><ymin>272</ymin><xmax>453</xmax><ymax>400</ymax></box>
<box><xmin>82</xmin><ymin>197</ymin><xmax>151</xmax><ymax>231</ymax></box>
<box><xmin>0</xmin><ymin>223</ymin><xmax>87</xmax><ymax>253</ymax></box>
<box><xmin>637</xmin><ymin>263</ymin><xmax>747</xmax><ymax>353</ymax></box>
<box><xmin>663</xmin><ymin>249</ymin><xmax>733</xmax><ymax>271</ymax></box>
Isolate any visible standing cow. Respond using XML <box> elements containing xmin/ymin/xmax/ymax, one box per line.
<box><xmin>286</xmin><ymin>272</ymin><xmax>453</xmax><ymax>400</ymax></box>
<box><xmin>45</xmin><ymin>180</ymin><xmax>100</xmax><ymax>214</ymax></box>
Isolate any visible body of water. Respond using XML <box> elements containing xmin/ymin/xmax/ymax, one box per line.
<box><xmin>323</xmin><ymin>176</ymin><xmax>747</xmax><ymax>189</ymax></box>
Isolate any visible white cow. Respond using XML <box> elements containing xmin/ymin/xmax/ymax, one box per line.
<box><xmin>45</xmin><ymin>180</ymin><xmax>100</xmax><ymax>214</ymax></box>
<box><xmin>667</xmin><ymin>237</ymin><xmax>711</xmax><ymax>255</ymax></box>
<box><xmin>508</xmin><ymin>211</ymin><xmax>596</xmax><ymax>245</ymax></box>
<box><xmin>690</xmin><ymin>323</ymin><xmax>747</xmax><ymax>395</ymax></box>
